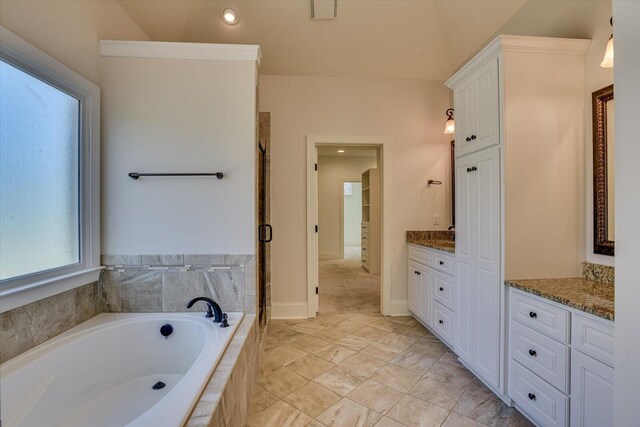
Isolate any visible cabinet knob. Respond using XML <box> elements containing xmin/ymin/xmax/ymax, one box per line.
<box><xmin>529</xmin><ymin>349</ymin><xmax>537</xmax><ymax>357</ymax></box>
<box><xmin>471</xmin><ymin>135</ymin><xmax>477</xmax><ymax>140</ymax></box>
<box><xmin>465</xmin><ymin>137</ymin><xmax>471</xmax><ymax>142</ymax></box>
<box><xmin>439</xmin><ymin>319</ymin><xmax>444</xmax><ymax>324</ymax></box>
<box><xmin>528</xmin><ymin>393</ymin><xmax>536</xmax><ymax>401</ymax></box>
<box><xmin>529</xmin><ymin>311</ymin><xmax>537</xmax><ymax>319</ymax></box>
<box><xmin>467</xmin><ymin>168</ymin><xmax>472</xmax><ymax>173</ymax></box>
<box><xmin>415</xmin><ymin>271</ymin><xmax>421</xmax><ymax>275</ymax></box>
<box><xmin>439</xmin><ymin>287</ymin><xmax>444</xmax><ymax>291</ymax></box>
<box><xmin>470</xmin><ymin>166</ymin><xmax>477</xmax><ymax>172</ymax></box>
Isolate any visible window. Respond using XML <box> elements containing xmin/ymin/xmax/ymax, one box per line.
<box><xmin>0</xmin><ymin>26</ymin><xmax>100</xmax><ymax>312</ymax></box>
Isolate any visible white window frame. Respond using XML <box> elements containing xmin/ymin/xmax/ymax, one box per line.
<box><xmin>0</xmin><ymin>26</ymin><xmax>101</xmax><ymax>313</ymax></box>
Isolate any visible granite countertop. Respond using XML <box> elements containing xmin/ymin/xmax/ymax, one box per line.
<box><xmin>506</xmin><ymin>278</ymin><xmax>614</xmax><ymax>321</ymax></box>
<box><xmin>406</xmin><ymin>230</ymin><xmax>456</xmax><ymax>254</ymax></box>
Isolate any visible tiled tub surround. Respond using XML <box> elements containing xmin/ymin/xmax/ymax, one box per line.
<box><xmin>186</xmin><ymin>314</ymin><xmax>261</xmax><ymax>427</ymax></box>
<box><xmin>0</xmin><ymin>281</ymin><xmax>101</xmax><ymax>363</ymax></box>
<box><xmin>100</xmin><ymin>254</ymin><xmax>256</xmax><ymax>314</ymax></box>
<box><xmin>406</xmin><ymin>230</ymin><xmax>455</xmax><ymax>254</ymax></box>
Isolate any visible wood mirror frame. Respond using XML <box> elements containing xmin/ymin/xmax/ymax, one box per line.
<box><xmin>592</xmin><ymin>84</ymin><xmax>614</xmax><ymax>256</ymax></box>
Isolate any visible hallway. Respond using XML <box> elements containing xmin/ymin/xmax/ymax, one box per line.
<box><xmin>247</xmin><ymin>314</ymin><xmax>533</xmax><ymax>426</ymax></box>
<box><xmin>318</xmin><ymin>245</ymin><xmax>380</xmax><ymax>314</ymax></box>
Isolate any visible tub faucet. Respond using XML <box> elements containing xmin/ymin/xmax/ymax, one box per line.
<box><xmin>186</xmin><ymin>297</ymin><xmax>225</xmax><ymax>325</ymax></box>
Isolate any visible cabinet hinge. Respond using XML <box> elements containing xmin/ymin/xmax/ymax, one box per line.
<box><xmin>315</xmin><ymin>163</ymin><xmax>318</xmax><ymax>171</ymax></box>
<box><xmin>315</xmin><ymin>225</ymin><xmax>318</xmax><ymax>233</ymax></box>
<box><xmin>316</xmin><ymin>286</ymin><xmax>319</xmax><ymax>295</ymax></box>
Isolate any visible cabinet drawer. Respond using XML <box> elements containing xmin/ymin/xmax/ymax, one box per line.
<box><xmin>511</xmin><ymin>290</ymin><xmax>570</xmax><ymax>343</ymax></box>
<box><xmin>509</xmin><ymin>360</ymin><xmax>568</xmax><ymax>427</ymax></box>
<box><xmin>433</xmin><ymin>252</ymin><xmax>454</xmax><ymax>275</ymax></box>
<box><xmin>572</xmin><ymin>313</ymin><xmax>614</xmax><ymax>367</ymax></box>
<box><xmin>432</xmin><ymin>301</ymin><xmax>455</xmax><ymax>347</ymax></box>
<box><xmin>433</xmin><ymin>271</ymin><xmax>456</xmax><ymax>311</ymax></box>
<box><xmin>408</xmin><ymin>244</ymin><xmax>434</xmax><ymax>267</ymax></box>
<box><xmin>510</xmin><ymin>321</ymin><xmax>569</xmax><ymax>393</ymax></box>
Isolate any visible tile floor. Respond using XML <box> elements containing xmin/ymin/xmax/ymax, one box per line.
<box><xmin>247</xmin><ymin>314</ymin><xmax>534</xmax><ymax>427</ymax></box>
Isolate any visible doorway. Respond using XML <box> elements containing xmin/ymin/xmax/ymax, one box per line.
<box><xmin>307</xmin><ymin>136</ymin><xmax>390</xmax><ymax>318</ymax></box>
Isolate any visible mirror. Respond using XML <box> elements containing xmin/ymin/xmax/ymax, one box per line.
<box><xmin>592</xmin><ymin>84</ymin><xmax>614</xmax><ymax>256</ymax></box>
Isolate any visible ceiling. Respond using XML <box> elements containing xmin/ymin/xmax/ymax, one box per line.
<box><xmin>116</xmin><ymin>0</ymin><xmax>610</xmax><ymax>80</ymax></box>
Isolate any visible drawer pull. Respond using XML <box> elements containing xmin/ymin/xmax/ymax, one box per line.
<box><xmin>438</xmin><ymin>319</ymin><xmax>444</xmax><ymax>324</ymax></box>
<box><xmin>528</xmin><ymin>393</ymin><xmax>536</xmax><ymax>401</ymax></box>
<box><xmin>439</xmin><ymin>287</ymin><xmax>444</xmax><ymax>291</ymax></box>
<box><xmin>415</xmin><ymin>271</ymin><xmax>421</xmax><ymax>275</ymax></box>
<box><xmin>439</xmin><ymin>261</ymin><xmax>444</xmax><ymax>265</ymax></box>
<box><xmin>529</xmin><ymin>349</ymin><xmax>537</xmax><ymax>357</ymax></box>
<box><xmin>529</xmin><ymin>311</ymin><xmax>537</xmax><ymax>319</ymax></box>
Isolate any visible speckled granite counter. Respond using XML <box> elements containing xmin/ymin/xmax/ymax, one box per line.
<box><xmin>406</xmin><ymin>230</ymin><xmax>455</xmax><ymax>254</ymax></box>
<box><xmin>506</xmin><ymin>278</ymin><xmax>614</xmax><ymax>321</ymax></box>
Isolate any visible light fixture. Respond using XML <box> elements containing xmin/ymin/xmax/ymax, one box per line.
<box><xmin>337</xmin><ymin>149</ymin><xmax>345</xmax><ymax>153</ymax></box>
<box><xmin>221</xmin><ymin>7</ymin><xmax>239</xmax><ymax>25</ymax></box>
<box><xmin>601</xmin><ymin>17</ymin><xmax>613</xmax><ymax>68</ymax></box>
<box><xmin>444</xmin><ymin>108</ymin><xmax>455</xmax><ymax>135</ymax></box>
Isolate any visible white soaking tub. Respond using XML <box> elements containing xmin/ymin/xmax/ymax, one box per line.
<box><xmin>1</xmin><ymin>311</ymin><xmax>243</xmax><ymax>427</ymax></box>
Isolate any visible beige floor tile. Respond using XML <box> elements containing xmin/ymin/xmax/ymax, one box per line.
<box><xmin>452</xmin><ymin>379</ymin><xmax>515</xmax><ymax>427</ymax></box>
<box><xmin>314</xmin><ymin>326</ymin><xmax>350</xmax><ymax>342</ymax></box>
<box><xmin>307</xmin><ymin>420</ymin><xmax>326</xmax><ymax>427</ymax></box>
<box><xmin>261</xmin><ymin>345</ymin><xmax>308</xmax><ymax>372</ymax></box>
<box><xmin>361</xmin><ymin>341</ymin><xmax>405</xmax><ymax>362</ymax></box>
<box><xmin>314</xmin><ymin>343</ymin><xmax>358</xmax><ymax>364</ymax></box>
<box><xmin>334</xmin><ymin>334</ymin><xmax>374</xmax><ymax>351</ymax></box>
<box><xmin>390</xmin><ymin>349</ymin><xmax>440</xmax><ymax>374</ymax></box>
<box><xmin>440</xmin><ymin>351</ymin><xmax>464</xmax><ymax>366</ymax></box>
<box><xmin>377</xmin><ymin>332</ymin><xmax>417</xmax><ymax>350</ymax></box>
<box><xmin>508</xmin><ymin>411</ymin><xmax>535</xmax><ymax>427</ymax></box>
<box><xmin>247</xmin><ymin>400</ymin><xmax>313</xmax><ymax>427</ymax></box>
<box><xmin>270</xmin><ymin>328</ymin><xmax>305</xmax><ymax>344</ymax></box>
<box><xmin>258</xmin><ymin>366</ymin><xmax>309</xmax><ymax>399</ymax></box>
<box><xmin>248</xmin><ymin>386</ymin><xmax>280</xmax><ymax>416</ymax></box>
<box><xmin>370</xmin><ymin>364</ymin><xmax>423</xmax><ymax>392</ymax></box>
<box><xmin>314</xmin><ymin>366</ymin><xmax>368</xmax><ymax>396</ymax></box>
<box><xmin>426</xmin><ymin>361</ymin><xmax>476</xmax><ymax>389</ymax></box>
<box><xmin>394</xmin><ymin>323</ymin><xmax>429</xmax><ymax>339</ymax></box>
<box><xmin>334</xmin><ymin>319</ymin><xmax>368</xmax><ymax>334</ymax></box>
<box><xmin>386</xmin><ymin>395</ymin><xmax>450</xmax><ymax>427</ymax></box>
<box><xmin>292</xmin><ymin>320</ymin><xmax>332</xmax><ymax>335</ymax></box>
<box><xmin>352</xmin><ymin>325</ymin><xmax>391</xmax><ymax>340</ymax></box>
<box><xmin>283</xmin><ymin>381</ymin><xmax>342</xmax><ymax>418</ymax></box>
<box><xmin>347</xmin><ymin>379</ymin><xmax>404</xmax><ymax>414</ymax></box>
<box><xmin>338</xmin><ymin>352</ymin><xmax>387</xmax><ymax>377</ymax></box>
<box><xmin>315</xmin><ymin>313</ymin><xmax>354</xmax><ymax>324</ymax></box>
<box><xmin>285</xmin><ymin>354</ymin><xmax>335</xmax><ymax>380</ymax></box>
<box><xmin>409</xmin><ymin>376</ymin><xmax>467</xmax><ymax>411</ymax></box>
<box><xmin>317</xmin><ymin>398</ymin><xmax>383</xmax><ymax>427</ymax></box>
<box><xmin>374</xmin><ymin>417</ymin><xmax>407</xmax><ymax>427</ymax></box>
<box><xmin>288</xmin><ymin>335</ymin><xmax>332</xmax><ymax>353</ymax></box>
<box><xmin>441</xmin><ymin>412</ymin><xmax>488</xmax><ymax>427</ymax></box>
<box><xmin>408</xmin><ymin>339</ymin><xmax>449</xmax><ymax>356</ymax></box>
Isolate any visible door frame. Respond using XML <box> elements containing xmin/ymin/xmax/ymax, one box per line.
<box><xmin>340</xmin><ymin>178</ymin><xmax>362</xmax><ymax>259</ymax></box>
<box><xmin>306</xmin><ymin>135</ymin><xmax>391</xmax><ymax>317</ymax></box>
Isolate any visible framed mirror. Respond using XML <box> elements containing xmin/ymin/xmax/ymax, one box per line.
<box><xmin>592</xmin><ymin>84</ymin><xmax>614</xmax><ymax>256</ymax></box>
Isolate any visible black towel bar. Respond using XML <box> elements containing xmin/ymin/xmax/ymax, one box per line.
<box><xmin>128</xmin><ymin>172</ymin><xmax>224</xmax><ymax>180</ymax></box>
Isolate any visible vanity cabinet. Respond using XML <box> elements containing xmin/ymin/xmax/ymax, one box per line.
<box><xmin>507</xmin><ymin>288</ymin><xmax>614</xmax><ymax>427</ymax></box>
<box><xmin>408</xmin><ymin>244</ymin><xmax>456</xmax><ymax>347</ymax></box>
<box><xmin>446</xmin><ymin>35</ymin><xmax>590</xmax><ymax>399</ymax></box>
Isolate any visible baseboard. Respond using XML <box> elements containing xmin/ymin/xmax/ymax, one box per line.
<box><xmin>385</xmin><ymin>300</ymin><xmax>411</xmax><ymax>316</ymax></box>
<box><xmin>271</xmin><ymin>302</ymin><xmax>309</xmax><ymax>319</ymax></box>
<box><xmin>319</xmin><ymin>252</ymin><xmax>342</xmax><ymax>260</ymax></box>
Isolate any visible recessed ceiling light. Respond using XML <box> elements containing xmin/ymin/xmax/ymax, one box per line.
<box><xmin>338</xmin><ymin>149</ymin><xmax>345</xmax><ymax>153</ymax></box>
<box><xmin>221</xmin><ymin>7</ymin><xmax>239</xmax><ymax>25</ymax></box>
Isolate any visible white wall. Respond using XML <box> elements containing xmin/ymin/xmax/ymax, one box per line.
<box><xmin>260</xmin><ymin>75</ymin><xmax>451</xmax><ymax>313</ymax></box>
<box><xmin>344</xmin><ymin>182</ymin><xmax>363</xmax><ymax>246</ymax></box>
<box><xmin>318</xmin><ymin>156</ymin><xmax>377</xmax><ymax>258</ymax></box>
<box><xmin>585</xmin><ymin>0</ymin><xmax>615</xmax><ymax>267</ymax></box>
<box><xmin>101</xmin><ymin>55</ymin><xmax>257</xmax><ymax>255</ymax></box>
<box><xmin>613</xmin><ymin>1</ymin><xmax>640</xmax><ymax>424</ymax></box>
<box><xmin>0</xmin><ymin>0</ymin><xmax>148</xmax><ymax>84</ymax></box>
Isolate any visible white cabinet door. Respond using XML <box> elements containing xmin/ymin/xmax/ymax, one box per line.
<box><xmin>471</xmin><ymin>58</ymin><xmax>500</xmax><ymax>152</ymax></box>
<box><xmin>408</xmin><ymin>260</ymin><xmax>420</xmax><ymax>316</ymax></box>
<box><xmin>570</xmin><ymin>350</ymin><xmax>614</xmax><ymax>427</ymax></box>
<box><xmin>454</xmin><ymin>79</ymin><xmax>474</xmax><ymax>157</ymax></box>
<box><xmin>417</xmin><ymin>264</ymin><xmax>433</xmax><ymax>327</ymax></box>
<box><xmin>472</xmin><ymin>146</ymin><xmax>501</xmax><ymax>389</ymax></box>
<box><xmin>455</xmin><ymin>153</ymin><xmax>475</xmax><ymax>362</ymax></box>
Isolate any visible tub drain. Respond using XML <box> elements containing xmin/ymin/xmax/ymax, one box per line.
<box><xmin>152</xmin><ymin>381</ymin><xmax>166</xmax><ymax>390</ymax></box>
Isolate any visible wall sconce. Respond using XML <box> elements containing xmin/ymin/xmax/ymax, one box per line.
<box><xmin>601</xmin><ymin>17</ymin><xmax>614</xmax><ymax>68</ymax></box>
<box><xmin>444</xmin><ymin>108</ymin><xmax>455</xmax><ymax>134</ymax></box>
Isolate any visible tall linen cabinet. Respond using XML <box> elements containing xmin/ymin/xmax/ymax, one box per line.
<box><xmin>445</xmin><ymin>36</ymin><xmax>589</xmax><ymax>398</ymax></box>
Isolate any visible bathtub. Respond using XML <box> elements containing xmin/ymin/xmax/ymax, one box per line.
<box><xmin>1</xmin><ymin>311</ymin><xmax>243</xmax><ymax>427</ymax></box>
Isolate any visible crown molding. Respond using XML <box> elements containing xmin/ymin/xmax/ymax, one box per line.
<box><xmin>100</xmin><ymin>40</ymin><xmax>261</xmax><ymax>65</ymax></box>
<box><xmin>445</xmin><ymin>35</ymin><xmax>590</xmax><ymax>89</ymax></box>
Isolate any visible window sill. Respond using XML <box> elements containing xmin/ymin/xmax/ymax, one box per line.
<box><xmin>0</xmin><ymin>267</ymin><xmax>103</xmax><ymax>313</ymax></box>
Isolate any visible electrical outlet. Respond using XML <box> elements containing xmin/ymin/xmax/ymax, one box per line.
<box><xmin>434</xmin><ymin>214</ymin><xmax>440</xmax><ymax>225</ymax></box>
